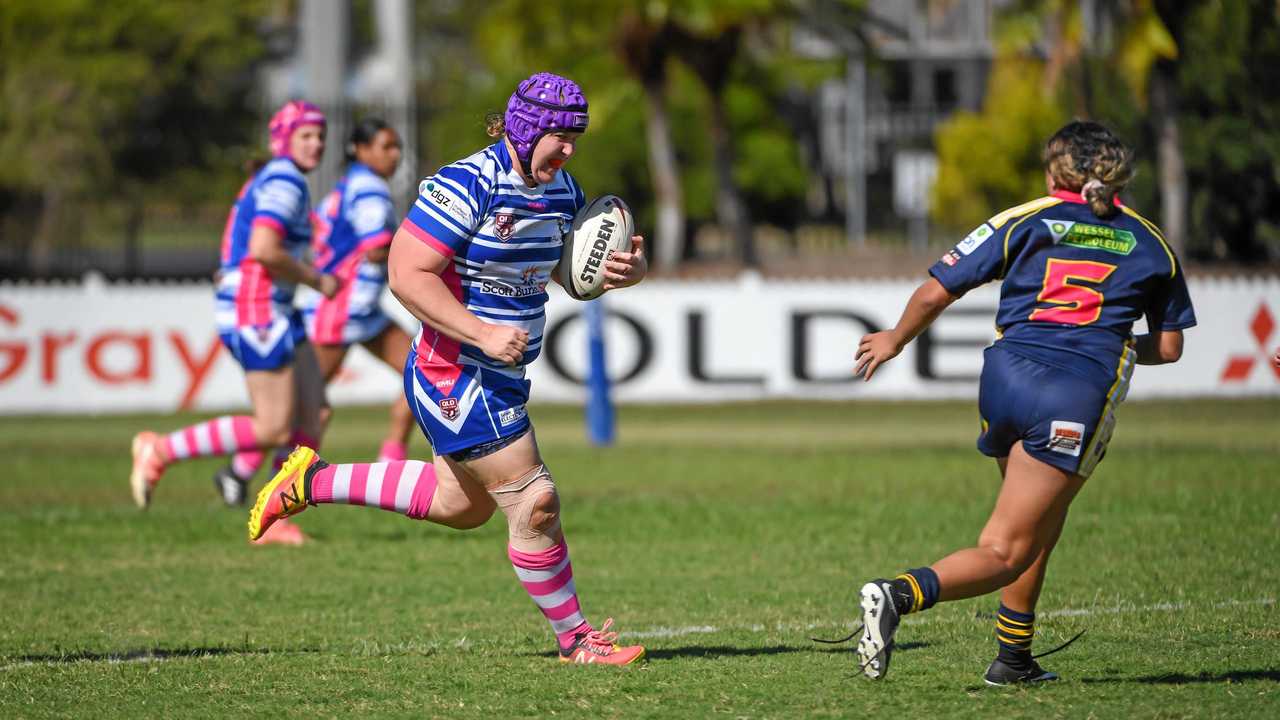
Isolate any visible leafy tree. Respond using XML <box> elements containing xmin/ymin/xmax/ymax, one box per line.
<box><xmin>930</xmin><ymin>58</ymin><xmax>1066</xmax><ymax>233</ymax></box>
<box><xmin>460</xmin><ymin>0</ymin><xmax>815</xmax><ymax>268</ymax></box>
<box><xmin>1172</xmin><ymin>0</ymin><xmax>1280</xmax><ymax>261</ymax></box>
<box><xmin>935</xmin><ymin>0</ymin><xmax>1280</xmax><ymax>263</ymax></box>
<box><xmin>0</xmin><ymin>0</ymin><xmax>269</xmax><ymax>275</ymax></box>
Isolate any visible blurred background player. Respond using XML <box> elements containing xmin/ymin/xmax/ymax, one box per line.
<box><xmin>129</xmin><ymin>100</ymin><xmax>338</xmax><ymax>546</ymax></box>
<box><xmin>215</xmin><ymin>118</ymin><xmax>416</xmax><ymax>505</ymax></box>
<box><xmin>247</xmin><ymin>71</ymin><xmax>650</xmax><ymax>665</ymax></box>
<box><xmin>848</xmin><ymin>121</ymin><xmax>1195</xmax><ymax>685</ymax></box>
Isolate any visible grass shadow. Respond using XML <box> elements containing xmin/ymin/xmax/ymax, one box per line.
<box><xmin>1081</xmin><ymin>669</ymin><xmax>1280</xmax><ymax>685</ymax></box>
<box><xmin>528</xmin><ymin>641</ymin><xmax>930</xmax><ymax>661</ymax></box>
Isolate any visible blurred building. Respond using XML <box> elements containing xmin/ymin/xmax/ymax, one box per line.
<box><xmin>798</xmin><ymin>0</ymin><xmax>998</xmax><ymax>249</ymax></box>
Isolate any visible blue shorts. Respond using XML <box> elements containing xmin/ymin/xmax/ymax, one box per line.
<box><xmin>403</xmin><ymin>350</ymin><xmax>532</xmax><ymax>457</ymax></box>
<box><xmin>219</xmin><ymin>311</ymin><xmax>308</xmax><ymax>371</ymax></box>
<box><xmin>977</xmin><ymin>343</ymin><xmax>1135</xmax><ymax>478</ymax></box>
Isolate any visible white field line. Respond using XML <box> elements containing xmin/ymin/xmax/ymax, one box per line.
<box><xmin>2</xmin><ymin>597</ymin><xmax>1272</xmax><ymax>670</ymax></box>
<box><xmin>623</xmin><ymin>596</ymin><xmax>1275</xmax><ymax>640</ymax></box>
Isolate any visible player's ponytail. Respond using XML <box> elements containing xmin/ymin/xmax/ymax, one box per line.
<box><xmin>484</xmin><ymin>112</ymin><xmax>505</xmax><ymax>139</ymax></box>
<box><xmin>1044</xmin><ymin>121</ymin><xmax>1134</xmax><ymax>218</ymax></box>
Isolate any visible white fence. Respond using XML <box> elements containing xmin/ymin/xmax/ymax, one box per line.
<box><xmin>1</xmin><ymin>275</ymin><xmax>1276</xmax><ymax>414</ymax></box>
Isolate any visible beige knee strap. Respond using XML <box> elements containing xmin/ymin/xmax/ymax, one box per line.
<box><xmin>490</xmin><ymin>464</ymin><xmax>559</xmax><ymax>552</ymax></box>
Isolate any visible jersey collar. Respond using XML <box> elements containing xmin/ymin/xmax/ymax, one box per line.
<box><xmin>495</xmin><ymin>138</ymin><xmax>548</xmax><ymax>194</ymax></box>
<box><xmin>495</xmin><ymin>139</ymin><xmax>514</xmax><ymax>174</ymax></box>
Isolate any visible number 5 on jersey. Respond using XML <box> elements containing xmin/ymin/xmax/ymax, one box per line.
<box><xmin>1030</xmin><ymin>258</ymin><xmax>1117</xmax><ymax>325</ymax></box>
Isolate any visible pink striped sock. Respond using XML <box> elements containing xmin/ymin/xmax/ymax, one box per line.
<box><xmin>308</xmin><ymin>460</ymin><xmax>436</xmax><ymax>518</ymax></box>
<box><xmin>377</xmin><ymin>440</ymin><xmax>408</xmax><ymax>462</ymax></box>
<box><xmin>229</xmin><ymin>428</ymin><xmax>318</xmax><ymax>478</ymax></box>
<box><xmin>231</xmin><ymin>450</ymin><xmax>265</xmax><ymax>479</ymax></box>
<box><xmin>509</xmin><ymin>541</ymin><xmax>591</xmax><ymax>650</ymax></box>
<box><xmin>161</xmin><ymin>416</ymin><xmax>258</xmax><ymax>463</ymax></box>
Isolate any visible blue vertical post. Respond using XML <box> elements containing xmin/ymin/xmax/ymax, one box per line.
<box><xmin>583</xmin><ymin>296</ymin><xmax>615</xmax><ymax>446</ymax></box>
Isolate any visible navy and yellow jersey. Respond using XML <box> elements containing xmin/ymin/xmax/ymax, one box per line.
<box><xmin>929</xmin><ymin>190</ymin><xmax>1197</xmax><ymax>380</ymax></box>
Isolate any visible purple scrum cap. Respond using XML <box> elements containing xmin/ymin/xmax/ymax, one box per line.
<box><xmin>504</xmin><ymin>72</ymin><xmax>589</xmax><ymax>175</ymax></box>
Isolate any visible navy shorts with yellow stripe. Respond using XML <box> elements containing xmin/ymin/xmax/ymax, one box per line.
<box><xmin>977</xmin><ymin>343</ymin><xmax>1133</xmax><ymax>478</ymax></box>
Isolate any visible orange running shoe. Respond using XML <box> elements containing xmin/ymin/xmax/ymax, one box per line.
<box><xmin>129</xmin><ymin>431</ymin><xmax>166</xmax><ymax>509</ymax></box>
<box><xmin>251</xmin><ymin>516</ymin><xmax>309</xmax><ymax>546</ymax></box>
<box><xmin>559</xmin><ymin>619</ymin><xmax>646</xmax><ymax>666</ymax></box>
<box><xmin>247</xmin><ymin>446</ymin><xmax>321</xmax><ymax>542</ymax></box>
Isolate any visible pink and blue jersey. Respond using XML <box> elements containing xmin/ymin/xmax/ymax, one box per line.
<box><xmin>398</xmin><ymin>141</ymin><xmax>586</xmax><ymax>455</ymax></box>
<box><xmin>301</xmin><ymin>162</ymin><xmax>397</xmax><ymax>345</ymax></box>
<box><xmin>215</xmin><ymin>157</ymin><xmax>312</xmax><ymax>370</ymax></box>
<box><xmin>929</xmin><ymin>189</ymin><xmax>1197</xmax><ymax>476</ymax></box>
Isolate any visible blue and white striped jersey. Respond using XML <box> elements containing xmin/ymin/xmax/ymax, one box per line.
<box><xmin>401</xmin><ymin>140</ymin><xmax>586</xmax><ymax>378</ymax></box>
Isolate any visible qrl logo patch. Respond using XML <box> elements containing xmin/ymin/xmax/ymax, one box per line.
<box><xmin>439</xmin><ymin>397</ymin><xmax>460</xmax><ymax>421</ymax></box>
<box><xmin>1048</xmin><ymin>420</ymin><xmax>1086</xmax><ymax>457</ymax></box>
<box><xmin>494</xmin><ymin>213</ymin><xmax>516</xmax><ymax>241</ymax></box>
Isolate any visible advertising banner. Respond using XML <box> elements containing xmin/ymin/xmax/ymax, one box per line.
<box><xmin>1</xmin><ymin>276</ymin><xmax>1276</xmax><ymax>414</ymax></box>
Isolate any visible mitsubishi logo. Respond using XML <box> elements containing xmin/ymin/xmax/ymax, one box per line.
<box><xmin>1220</xmin><ymin>303</ymin><xmax>1280</xmax><ymax>382</ymax></box>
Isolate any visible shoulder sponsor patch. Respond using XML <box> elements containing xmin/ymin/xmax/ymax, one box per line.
<box><xmin>422</xmin><ymin>180</ymin><xmax>471</xmax><ymax>223</ymax></box>
<box><xmin>1042</xmin><ymin>219</ymin><xmax>1136</xmax><ymax>255</ymax></box>
<box><xmin>956</xmin><ymin>223</ymin><xmax>994</xmax><ymax>256</ymax></box>
<box><xmin>1048</xmin><ymin>420</ymin><xmax>1086</xmax><ymax>457</ymax></box>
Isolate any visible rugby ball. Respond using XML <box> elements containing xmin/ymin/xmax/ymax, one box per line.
<box><xmin>560</xmin><ymin>195</ymin><xmax>634</xmax><ymax>301</ymax></box>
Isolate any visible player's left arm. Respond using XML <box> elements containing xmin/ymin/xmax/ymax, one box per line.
<box><xmin>603</xmin><ymin>235</ymin><xmax>647</xmax><ymax>291</ymax></box>
<box><xmin>1135</xmin><ymin>254</ymin><xmax>1195</xmax><ymax>366</ymax></box>
<box><xmin>1134</xmin><ymin>330</ymin><xmax>1183</xmax><ymax>365</ymax></box>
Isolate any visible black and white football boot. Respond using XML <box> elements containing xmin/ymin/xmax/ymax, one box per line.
<box><xmin>856</xmin><ymin>579</ymin><xmax>900</xmax><ymax>680</ymax></box>
<box><xmin>212</xmin><ymin>464</ymin><xmax>249</xmax><ymax>507</ymax></box>
<box><xmin>983</xmin><ymin>657</ymin><xmax>1059</xmax><ymax>686</ymax></box>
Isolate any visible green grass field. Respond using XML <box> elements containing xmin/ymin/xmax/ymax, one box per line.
<box><xmin>2</xmin><ymin>399</ymin><xmax>1277</xmax><ymax>718</ymax></box>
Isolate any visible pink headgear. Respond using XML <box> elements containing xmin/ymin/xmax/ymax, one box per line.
<box><xmin>268</xmin><ymin>100</ymin><xmax>327</xmax><ymax>157</ymax></box>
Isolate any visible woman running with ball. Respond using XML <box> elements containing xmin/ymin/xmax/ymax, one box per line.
<box><xmin>248</xmin><ymin>72</ymin><xmax>650</xmax><ymax>665</ymax></box>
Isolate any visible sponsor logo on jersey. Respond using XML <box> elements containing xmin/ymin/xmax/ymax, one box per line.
<box><xmin>1048</xmin><ymin>420</ymin><xmax>1086</xmax><ymax>457</ymax></box>
<box><xmin>1043</xmin><ymin>220</ymin><xmax>1136</xmax><ymax>255</ymax></box>
<box><xmin>424</xmin><ymin>181</ymin><xmax>470</xmax><ymax>222</ymax></box>
<box><xmin>498</xmin><ymin>404</ymin><xmax>527</xmax><ymax>427</ymax></box>
<box><xmin>940</xmin><ymin>250</ymin><xmax>961</xmax><ymax>267</ymax></box>
<box><xmin>479</xmin><ymin>280</ymin><xmax>542</xmax><ymax>298</ymax></box>
<box><xmin>494</xmin><ymin>213</ymin><xmax>516</xmax><ymax>240</ymax></box>
<box><xmin>439</xmin><ymin>396</ymin><xmax>460</xmax><ymax>421</ymax></box>
<box><xmin>956</xmin><ymin>223</ymin><xmax>994</xmax><ymax>256</ymax></box>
